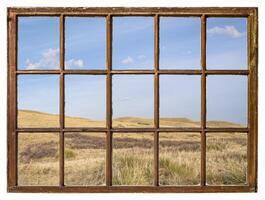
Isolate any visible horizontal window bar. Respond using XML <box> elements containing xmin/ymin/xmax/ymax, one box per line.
<box><xmin>205</xmin><ymin>127</ymin><xmax>249</xmax><ymax>132</ymax></box>
<box><xmin>9</xmin><ymin>7</ymin><xmax>255</xmax><ymax>16</ymax></box>
<box><xmin>159</xmin><ymin>70</ymin><xmax>202</xmax><ymax>74</ymax></box>
<box><xmin>16</xmin><ymin>69</ymin><xmax>249</xmax><ymax>75</ymax></box>
<box><xmin>16</xmin><ymin>70</ymin><xmax>108</xmax><ymax>74</ymax></box>
<box><xmin>16</xmin><ymin>127</ymin><xmax>248</xmax><ymax>133</ymax></box>
<box><xmin>9</xmin><ymin>185</ymin><xmax>254</xmax><ymax>193</ymax></box>
<box><xmin>14</xmin><ymin>13</ymin><xmax>250</xmax><ymax>17</ymax></box>
<box><xmin>111</xmin><ymin>70</ymin><xmax>154</xmax><ymax>74</ymax></box>
<box><xmin>17</xmin><ymin>128</ymin><xmax>60</xmax><ymax>132</ymax></box>
<box><xmin>16</xmin><ymin>70</ymin><xmax>61</xmax><ymax>74</ymax></box>
<box><xmin>206</xmin><ymin>70</ymin><xmax>249</xmax><ymax>75</ymax></box>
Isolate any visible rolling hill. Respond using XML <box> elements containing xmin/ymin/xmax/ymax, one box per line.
<box><xmin>18</xmin><ymin>109</ymin><xmax>242</xmax><ymax>128</ymax></box>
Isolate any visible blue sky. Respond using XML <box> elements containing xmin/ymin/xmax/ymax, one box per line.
<box><xmin>113</xmin><ymin>17</ymin><xmax>154</xmax><ymax>69</ymax></box>
<box><xmin>18</xmin><ymin>17</ymin><xmax>247</xmax><ymax>125</ymax></box>
<box><xmin>65</xmin><ymin>17</ymin><xmax>106</xmax><ymax>69</ymax></box>
<box><xmin>207</xmin><ymin>18</ymin><xmax>247</xmax><ymax>69</ymax></box>
<box><xmin>160</xmin><ymin>17</ymin><xmax>201</xmax><ymax>69</ymax></box>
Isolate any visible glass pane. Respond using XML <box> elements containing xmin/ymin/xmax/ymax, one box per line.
<box><xmin>159</xmin><ymin>132</ymin><xmax>201</xmax><ymax>185</ymax></box>
<box><xmin>64</xmin><ymin>132</ymin><xmax>106</xmax><ymax>185</ymax></box>
<box><xmin>113</xmin><ymin>17</ymin><xmax>154</xmax><ymax>69</ymax></box>
<box><xmin>206</xmin><ymin>132</ymin><xmax>247</xmax><ymax>185</ymax></box>
<box><xmin>65</xmin><ymin>17</ymin><xmax>106</xmax><ymax>69</ymax></box>
<box><xmin>160</xmin><ymin>75</ymin><xmax>201</xmax><ymax>127</ymax></box>
<box><xmin>18</xmin><ymin>75</ymin><xmax>59</xmax><ymax>128</ymax></box>
<box><xmin>65</xmin><ymin>75</ymin><xmax>106</xmax><ymax>127</ymax></box>
<box><xmin>206</xmin><ymin>75</ymin><xmax>247</xmax><ymax>127</ymax></box>
<box><xmin>18</xmin><ymin>17</ymin><xmax>59</xmax><ymax>70</ymax></box>
<box><xmin>207</xmin><ymin>18</ymin><xmax>247</xmax><ymax>69</ymax></box>
<box><xmin>113</xmin><ymin>133</ymin><xmax>154</xmax><ymax>185</ymax></box>
<box><xmin>113</xmin><ymin>75</ymin><xmax>153</xmax><ymax>127</ymax></box>
<box><xmin>160</xmin><ymin>17</ymin><xmax>200</xmax><ymax>69</ymax></box>
<box><xmin>18</xmin><ymin>133</ymin><xmax>59</xmax><ymax>186</ymax></box>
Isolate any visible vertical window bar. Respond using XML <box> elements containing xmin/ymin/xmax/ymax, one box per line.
<box><xmin>8</xmin><ymin>12</ymin><xmax>18</xmax><ymax>187</ymax></box>
<box><xmin>106</xmin><ymin>14</ymin><xmax>113</xmax><ymax>186</ymax></box>
<box><xmin>154</xmin><ymin>14</ymin><xmax>160</xmax><ymax>186</ymax></box>
<box><xmin>200</xmin><ymin>14</ymin><xmax>207</xmax><ymax>186</ymax></box>
<box><xmin>247</xmin><ymin>13</ymin><xmax>251</xmax><ymax>187</ymax></box>
<box><xmin>247</xmin><ymin>10</ymin><xmax>258</xmax><ymax>189</ymax></box>
<box><xmin>59</xmin><ymin>14</ymin><xmax>65</xmax><ymax>186</ymax></box>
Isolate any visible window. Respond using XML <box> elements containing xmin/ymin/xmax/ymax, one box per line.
<box><xmin>7</xmin><ymin>7</ymin><xmax>258</xmax><ymax>193</ymax></box>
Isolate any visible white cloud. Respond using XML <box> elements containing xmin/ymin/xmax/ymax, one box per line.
<box><xmin>25</xmin><ymin>48</ymin><xmax>84</xmax><ymax>69</ymax></box>
<box><xmin>137</xmin><ymin>54</ymin><xmax>146</xmax><ymax>59</ymax></box>
<box><xmin>207</xmin><ymin>26</ymin><xmax>244</xmax><ymax>38</ymax></box>
<box><xmin>65</xmin><ymin>59</ymin><xmax>84</xmax><ymax>68</ymax></box>
<box><xmin>121</xmin><ymin>56</ymin><xmax>134</xmax><ymax>65</ymax></box>
<box><xmin>26</xmin><ymin>48</ymin><xmax>59</xmax><ymax>69</ymax></box>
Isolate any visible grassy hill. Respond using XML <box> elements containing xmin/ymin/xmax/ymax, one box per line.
<box><xmin>18</xmin><ymin>109</ymin><xmax>242</xmax><ymax>128</ymax></box>
<box><xmin>17</xmin><ymin>110</ymin><xmax>246</xmax><ymax>186</ymax></box>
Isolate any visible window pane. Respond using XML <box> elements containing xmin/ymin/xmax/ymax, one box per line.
<box><xmin>18</xmin><ymin>133</ymin><xmax>59</xmax><ymax>186</ymax></box>
<box><xmin>64</xmin><ymin>132</ymin><xmax>106</xmax><ymax>185</ymax></box>
<box><xmin>159</xmin><ymin>132</ymin><xmax>201</xmax><ymax>185</ymax></box>
<box><xmin>160</xmin><ymin>17</ymin><xmax>200</xmax><ymax>69</ymax></box>
<box><xmin>65</xmin><ymin>17</ymin><xmax>106</xmax><ymax>69</ymax></box>
<box><xmin>113</xmin><ymin>133</ymin><xmax>154</xmax><ymax>185</ymax></box>
<box><xmin>18</xmin><ymin>75</ymin><xmax>59</xmax><ymax>128</ymax></box>
<box><xmin>160</xmin><ymin>75</ymin><xmax>201</xmax><ymax>127</ymax></box>
<box><xmin>18</xmin><ymin>17</ymin><xmax>59</xmax><ymax>70</ymax></box>
<box><xmin>113</xmin><ymin>75</ymin><xmax>153</xmax><ymax>128</ymax></box>
<box><xmin>65</xmin><ymin>75</ymin><xmax>106</xmax><ymax>127</ymax></box>
<box><xmin>113</xmin><ymin>17</ymin><xmax>154</xmax><ymax>69</ymax></box>
<box><xmin>207</xmin><ymin>18</ymin><xmax>247</xmax><ymax>69</ymax></box>
<box><xmin>206</xmin><ymin>133</ymin><xmax>247</xmax><ymax>185</ymax></box>
<box><xmin>206</xmin><ymin>75</ymin><xmax>247</xmax><ymax>127</ymax></box>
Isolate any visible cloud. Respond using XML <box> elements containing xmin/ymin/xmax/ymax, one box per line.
<box><xmin>137</xmin><ymin>54</ymin><xmax>146</xmax><ymax>59</ymax></box>
<box><xmin>207</xmin><ymin>26</ymin><xmax>244</xmax><ymax>38</ymax></box>
<box><xmin>65</xmin><ymin>59</ymin><xmax>84</xmax><ymax>68</ymax></box>
<box><xmin>26</xmin><ymin>48</ymin><xmax>59</xmax><ymax>69</ymax></box>
<box><xmin>26</xmin><ymin>48</ymin><xmax>84</xmax><ymax>69</ymax></box>
<box><xmin>121</xmin><ymin>56</ymin><xmax>134</xmax><ymax>65</ymax></box>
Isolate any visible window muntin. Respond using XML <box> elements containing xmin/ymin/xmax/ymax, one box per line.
<box><xmin>8</xmin><ymin>7</ymin><xmax>258</xmax><ymax>193</ymax></box>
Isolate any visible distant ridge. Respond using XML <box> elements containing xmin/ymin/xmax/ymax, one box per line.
<box><xmin>18</xmin><ymin>110</ymin><xmax>242</xmax><ymax>128</ymax></box>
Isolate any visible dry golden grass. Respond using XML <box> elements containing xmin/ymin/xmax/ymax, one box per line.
<box><xmin>17</xmin><ymin>110</ymin><xmax>246</xmax><ymax>186</ymax></box>
<box><xmin>18</xmin><ymin>133</ymin><xmax>59</xmax><ymax>186</ymax></box>
<box><xmin>18</xmin><ymin>110</ymin><xmax>242</xmax><ymax>128</ymax></box>
<box><xmin>18</xmin><ymin>110</ymin><xmax>105</xmax><ymax>128</ymax></box>
<box><xmin>206</xmin><ymin>133</ymin><xmax>247</xmax><ymax>185</ymax></box>
<box><xmin>159</xmin><ymin>132</ymin><xmax>201</xmax><ymax>185</ymax></box>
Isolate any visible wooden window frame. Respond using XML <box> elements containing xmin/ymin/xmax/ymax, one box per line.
<box><xmin>7</xmin><ymin>7</ymin><xmax>258</xmax><ymax>193</ymax></box>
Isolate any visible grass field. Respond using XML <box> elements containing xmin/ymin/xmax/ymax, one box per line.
<box><xmin>17</xmin><ymin>110</ymin><xmax>247</xmax><ymax>186</ymax></box>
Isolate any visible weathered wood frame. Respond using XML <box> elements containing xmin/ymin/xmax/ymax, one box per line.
<box><xmin>7</xmin><ymin>7</ymin><xmax>258</xmax><ymax>193</ymax></box>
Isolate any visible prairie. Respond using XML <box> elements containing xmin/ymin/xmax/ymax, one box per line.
<box><xmin>17</xmin><ymin>110</ymin><xmax>247</xmax><ymax>186</ymax></box>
